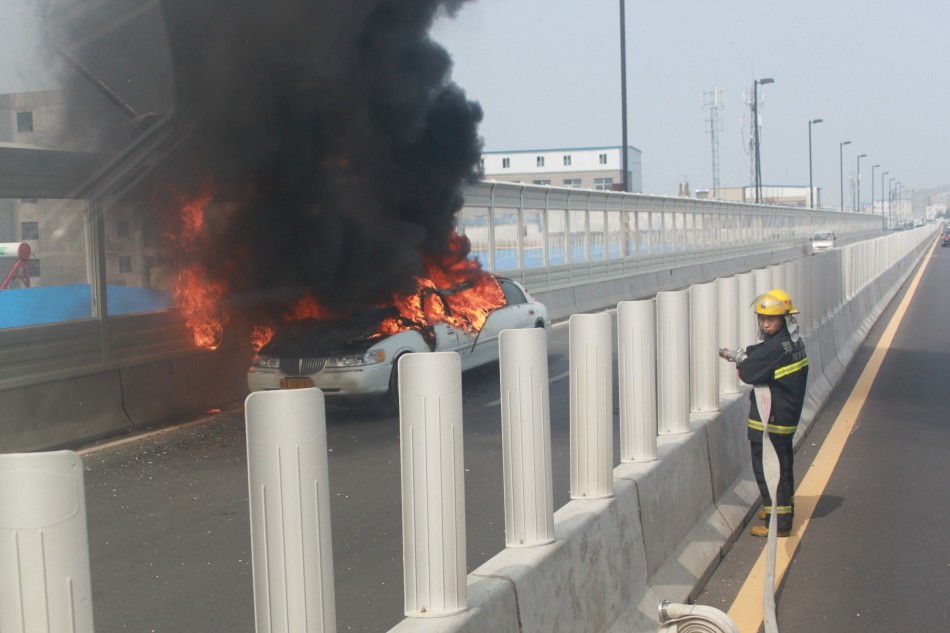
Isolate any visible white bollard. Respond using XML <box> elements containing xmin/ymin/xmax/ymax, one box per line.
<box><xmin>842</xmin><ymin>246</ymin><xmax>853</xmax><ymax>300</ymax></box>
<box><xmin>569</xmin><ymin>313</ymin><xmax>614</xmax><ymax>499</ymax></box>
<box><xmin>245</xmin><ymin>388</ymin><xmax>337</xmax><ymax>633</ymax></box>
<box><xmin>783</xmin><ymin>261</ymin><xmax>799</xmax><ymax>326</ymax></box>
<box><xmin>657</xmin><ymin>290</ymin><xmax>690</xmax><ymax>435</ymax></box>
<box><xmin>833</xmin><ymin>250</ymin><xmax>845</xmax><ymax>312</ymax></box>
<box><xmin>753</xmin><ymin>267</ymin><xmax>773</xmax><ymax>296</ymax></box>
<box><xmin>795</xmin><ymin>255</ymin><xmax>818</xmax><ymax>336</ymax></box>
<box><xmin>812</xmin><ymin>251</ymin><xmax>832</xmax><ymax>325</ymax></box>
<box><xmin>617</xmin><ymin>299</ymin><xmax>658</xmax><ymax>462</ymax></box>
<box><xmin>736</xmin><ymin>272</ymin><xmax>758</xmax><ymax>349</ymax></box>
<box><xmin>689</xmin><ymin>283</ymin><xmax>719</xmax><ymax>412</ymax></box>
<box><xmin>716</xmin><ymin>276</ymin><xmax>740</xmax><ymax>395</ymax></box>
<box><xmin>398</xmin><ymin>352</ymin><xmax>467</xmax><ymax>616</ymax></box>
<box><xmin>768</xmin><ymin>264</ymin><xmax>784</xmax><ymax>292</ymax></box>
<box><xmin>498</xmin><ymin>328</ymin><xmax>555</xmax><ymax>547</ymax></box>
<box><xmin>0</xmin><ymin>451</ymin><xmax>95</xmax><ymax>633</ymax></box>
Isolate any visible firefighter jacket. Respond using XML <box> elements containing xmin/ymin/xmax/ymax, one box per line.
<box><xmin>737</xmin><ymin>327</ymin><xmax>808</xmax><ymax>444</ymax></box>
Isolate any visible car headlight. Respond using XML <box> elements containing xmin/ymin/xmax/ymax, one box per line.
<box><xmin>326</xmin><ymin>349</ymin><xmax>386</xmax><ymax>367</ymax></box>
<box><xmin>252</xmin><ymin>355</ymin><xmax>280</xmax><ymax>369</ymax></box>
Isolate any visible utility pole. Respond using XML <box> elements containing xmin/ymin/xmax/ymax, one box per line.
<box><xmin>750</xmin><ymin>78</ymin><xmax>774</xmax><ymax>203</ymax></box>
<box><xmin>619</xmin><ymin>0</ymin><xmax>629</xmax><ymax>192</ymax></box>
<box><xmin>703</xmin><ymin>87</ymin><xmax>723</xmax><ymax>199</ymax></box>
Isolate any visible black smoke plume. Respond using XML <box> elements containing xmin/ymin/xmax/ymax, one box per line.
<box><xmin>161</xmin><ymin>0</ymin><xmax>483</xmax><ymax>320</ymax></box>
<box><xmin>55</xmin><ymin>0</ymin><xmax>484</xmax><ymax>326</ymax></box>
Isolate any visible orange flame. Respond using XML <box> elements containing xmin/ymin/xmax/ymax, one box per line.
<box><xmin>285</xmin><ymin>295</ymin><xmax>338</xmax><ymax>321</ymax></box>
<box><xmin>378</xmin><ymin>233</ymin><xmax>503</xmax><ymax>336</ymax></box>
<box><xmin>157</xmin><ymin>177</ymin><xmax>229</xmax><ymax>350</ymax></box>
<box><xmin>251</xmin><ymin>325</ymin><xmax>275</xmax><ymax>352</ymax></box>
<box><xmin>250</xmin><ymin>233</ymin><xmax>504</xmax><ymax>351</ymax></box>
<box><xmin>175</xmin><ymin>265</ymin><xmax>229</xmax><ymax>349</ymax></box>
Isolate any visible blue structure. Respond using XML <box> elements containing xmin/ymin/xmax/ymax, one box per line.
<box><xmin>0</xmin><ymin>284</ymin><xmax>172</xmax><ymax>328</ymax></box>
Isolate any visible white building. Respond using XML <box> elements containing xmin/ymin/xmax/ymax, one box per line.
<box><xmin>480</xmin><ymin>146</ymin><xmax>642</xmax><ymax>192</ymax></box>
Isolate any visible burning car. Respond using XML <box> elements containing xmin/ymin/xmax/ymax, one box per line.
<box><xmin>246</xmin><ymin>276</ymin><xmax>550</xmax><ymax>407</ymax></box>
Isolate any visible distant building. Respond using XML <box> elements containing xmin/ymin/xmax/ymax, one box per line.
<box><xmin>480</xmin><ymin>146</ymin><xmax>642</xmax><ymax>193</ymax></box>
<box><xmin>0</xmin><ymin>90</ymin><xmax>150</xmax><ymax>289</ymax></box>
<box><xmin>714</xmin><ymin>185</ymin><xmax>818</xmax><ymax>208</ymax></box>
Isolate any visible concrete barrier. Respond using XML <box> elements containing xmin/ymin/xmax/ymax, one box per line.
<box><xmin>389</xmin><ymin>227</ymin><xmax>937</xmax><ymax>633</ymax></box>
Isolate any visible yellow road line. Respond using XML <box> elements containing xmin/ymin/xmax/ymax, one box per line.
<box><xmin>727</xmin><ymin>237</ymin><xmax>938</xmax><ymax>631</ymax></box>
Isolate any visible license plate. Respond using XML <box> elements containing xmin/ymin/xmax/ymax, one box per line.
<box><xmin>280</xmin><ymin>377</ymin><xmax>314</xmax><ymax>389</ymax></box>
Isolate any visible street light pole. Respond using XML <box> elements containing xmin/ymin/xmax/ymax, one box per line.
<box><xmin>894</xmin><ymin>181</ymin><xmax>906</xmax><ymax>223</ymax></box>
<box><xmin>856</xmin><ymin>154</ymin><xmax>867</xmax><ymax>211</ymax></box>
<box><xmin>808</xmin><ymin>118</ymin><xmax>823</xmax><ymax>208</ymax></box>
<box><xmin>889</xmin><ymin>177</ymin><xmax>895</xmax><ymax>226</ymax></box>
<box><xmin>753</xmin><ymin>77</ymin><xmax>774</xmax><ymax>203</ymax></box>
<box><xmin>881</xmin><ymin>171</ymin><xmax>889</xmax><ymax>223</ymax></box>
<box><xmin>871</xmin><ymin>164</ymin><xmax>880</xmax><ymax>214</ymax></box>
<box><xmin>896</xmin><ymin>183</ymin><xmax>903</xmax><ymax>222</ymax></box>
<box><xmin>619</xmin><ymin>0</ymin><xmax>628</xmax><ymax>192</ymax></box>
<box><xmin>839</xmin><ymin>140</ymin><xmax>851</xmax><ymax>211</ymax></box>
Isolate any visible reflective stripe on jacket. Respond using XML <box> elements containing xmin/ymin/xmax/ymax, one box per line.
<box><xmin>737</xmin><ymin>327</ymin><xmax>808</xmax><ymax>443</ymax></box>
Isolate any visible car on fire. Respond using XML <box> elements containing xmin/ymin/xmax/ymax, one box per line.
<box><xmin>246</xmin><ymin>276</ymin><xmax>551</xmax><ymax>407</ymax></box>
<box><xmin>810</xmin><ymin>231</ymin><xmax>836</xmax><ymax>254</ymax></box>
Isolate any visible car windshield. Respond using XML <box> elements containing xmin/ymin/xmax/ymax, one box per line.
<box><xmin>814</xmin><ymin>232</ymin><xmax>834</xmax><ymax>240</ymax></box>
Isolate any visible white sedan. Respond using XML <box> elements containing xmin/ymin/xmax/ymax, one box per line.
<box><xmin>247</xmin><ymin>277</ymin><xmax>550</xmax><ymax>407</ymax></box>
<box><xmin>810</xmin><ymin>231</ymin><xmax>836</xmax><ymax>254</ymax></box>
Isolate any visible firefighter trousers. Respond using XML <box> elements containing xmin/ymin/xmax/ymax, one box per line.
<box><xmin>751</xmin><ymin>438</ymin><xmax>795</xmax><ymax>531</ymax></box>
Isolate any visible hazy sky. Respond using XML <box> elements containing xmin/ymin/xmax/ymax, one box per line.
<box><xmin>2</xmin><ymin>1</ymin><xmax>947</xmax><ymax>207</ymax></box>
<box><xmin>432</xmin><ymin>0</ymin><xmax>950</xmax><ymax>205</ymax></box>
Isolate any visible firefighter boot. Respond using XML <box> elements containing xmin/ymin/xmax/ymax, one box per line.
<box><xmin>751</xmin><ymin>524</ymin><xmax>791</xmax><ymax>538</ymax></box>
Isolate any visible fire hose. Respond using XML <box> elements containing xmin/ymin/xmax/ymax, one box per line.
<box><xmin>657</xmin><ymin>382</ymin><xmax>781</xmax><ymax>633</ymax></box>
<box><xmin>753</xmin><ymin>384</ymin><xmax>780</xmax><ymax>633</ymax></box>
<box><xmin>658</xmin><ymin>601</ymin><xmax>739</xmax><ymax>633</ymax></box>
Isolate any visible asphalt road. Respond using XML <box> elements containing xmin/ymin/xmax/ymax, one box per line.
<box><xmin>696</xmin><ymin>237</ymin><xmax>950</xmax><ymax>631</ymax></box>
<box><xmin>81</xmin><ymin>314</ymin><xmax>597</xmax><ymax>633</ymax></box>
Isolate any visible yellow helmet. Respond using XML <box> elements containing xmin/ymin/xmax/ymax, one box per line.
<box><xmin>752</xmin><ymin>288</ymin><xmax>799</xmax><ymax>315</ymax></box>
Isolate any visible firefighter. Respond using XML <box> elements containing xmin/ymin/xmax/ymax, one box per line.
<box><xmin>719</xmin><ymin>288</ymin><xmax>808</xmax><ymax>537</ymax></box>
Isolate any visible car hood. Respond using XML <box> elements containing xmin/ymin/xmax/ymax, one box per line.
<box><xmin>260</xmin><ymin>307</ymin><xmax>396</xmax><ymax>357</ymax></box>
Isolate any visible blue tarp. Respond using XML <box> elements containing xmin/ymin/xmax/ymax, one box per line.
<box><xmin>0</xmin><ymin>284</ymin><xmax>172</xmax><ymax>328</ymax></box>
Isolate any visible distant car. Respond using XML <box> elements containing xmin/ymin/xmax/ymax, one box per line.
<box><xmin>810</xmin><ymin>231</ymin><xmax>836</xmax><ymax>254</ymax></box>
<box><xmin>941</xmin><ymin>230</ymin><xmax>950</xmax><ymax>247</ymax></box>
<box><xmin>247</xmin><ymin>277</ymin><xmax>551</xmax><ymax>407</ymax></box>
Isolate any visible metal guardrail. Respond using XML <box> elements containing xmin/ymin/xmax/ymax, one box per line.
<box><xmin>458</xmin><ymin>181</ymin><xmax>881</xmax><ymax>292</ymax></box>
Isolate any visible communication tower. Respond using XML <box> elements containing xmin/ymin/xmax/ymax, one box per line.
<box><xmin>703</xmin><ymin>87</ymin><xmax>723</xmax><ymax>199</ymax></box>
